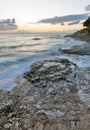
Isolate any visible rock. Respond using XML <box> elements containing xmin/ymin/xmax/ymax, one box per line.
<box><xmin>0</xmin><ymin>58</ymin><xmax>90</xmax><ymax>130</ymax></box>
<box><xmin>32</xmin><ymin>38</ymin><xmax>41</xmax><ymax>40</ymax></box>
<box><xmin>24</xmin><ymin>58</ymin><xmax>77</xmax><ymax>89</ymax></box>
<box><xmin>37</xmin><ymin>109</ymin><xmax>65</xmax><ymax>118</ymax></box>
<box><xmin>66</xmin><ymin>28</ymin><xmax>90</xmax><ymax>44</ymax></box>
<box><xmin>61</xmin><ymin>44</ymin><xmax>90</xmax><ymax>55</ymax></box>
<box><xmin>34</xmin><ymin>122</ymin><xmax>44</xmax><ymax>130</ymax></box>
<box><xmin>4</xmin><ymin>123</ymin><xmax>12</xmax><ymax>129</ymax></box>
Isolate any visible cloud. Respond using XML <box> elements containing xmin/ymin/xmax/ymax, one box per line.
<box><xmin>68</xmin><ymin>21</ymin><xmax>80</xmax><ymax>25</ymax></box>
<box><xmin>61</xmin><ymin>22</ymin><xmax>65</xmax><ymax>25</ymax></box>
<box><xmin>38</xmin><ymin>13</ymin><xmax>89</xmax><ymax>25</ymax></box>
<box><xmin>85</xmin><ymin>5</ymin><xmax>90</xmax><ymax>11</ymax></box>
<box><xmin>0</xmin><ymin>24</ymin><xmax>17</xmax><ymax>30</ymax></box>
<box><xmin>0</xmin><ymin>18</ymin><xmax>17</xmax><ymax>30</ymax></box>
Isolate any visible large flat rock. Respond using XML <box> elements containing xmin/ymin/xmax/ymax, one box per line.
<box><xmin>0</xmin><ymin>58</ymin><xmax>90</xmax><ymax>130</ymax></box>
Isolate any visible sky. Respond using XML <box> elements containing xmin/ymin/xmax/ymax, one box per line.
<box><xmin>0</xmin><ymin>0</ymin><xmax>90</xmax><ymax>32</ymax></box>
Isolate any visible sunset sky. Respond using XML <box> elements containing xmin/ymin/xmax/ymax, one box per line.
<box><xmin>0</xmin><ymin>0</ymin><xmax>90</xmax><ymax>32</ymax></box>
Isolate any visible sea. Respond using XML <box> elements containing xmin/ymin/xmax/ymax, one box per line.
<box><xmin>0</xmin><ymin>32</ymin><xmax>90</xmax><ymax>91</ymax></box>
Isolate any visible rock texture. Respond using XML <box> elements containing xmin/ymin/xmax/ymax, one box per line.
<box><xmin>61</xmin><ymin>44</ymin><xmax>90</xmax><ymax>55</ymax></box>
<box><xmin>67</xmin><ymin>28</ymin><xmax>90</xmax><ymax>44</ymax></box>
<box><xmin>0</xmin><ymin>58</ymin><xmax>90</xmax><ymax>130</ymax></box>
<box><xmin>63</xmin><ymin>28</ymin><xmax>90</xmax><ymax>55</ymax></box>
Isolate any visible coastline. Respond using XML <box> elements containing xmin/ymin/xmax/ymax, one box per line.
<box><xmin>67</xmin><ymin>28</ymin><xmax>90</xmax><ymax>43</ymax></box>
<box><xmin>0</xmin><ymin>30</ymin><xmax>90</xmax><ymax>130</ymax></box>
<box><xmin>61</xmin><ymin>28</ymin><xmax>90</xmax><ymax>55</ymax></box>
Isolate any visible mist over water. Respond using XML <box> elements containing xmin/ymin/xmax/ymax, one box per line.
<box><xmin>0</xmin><ymin>32</ymin><xmax>90</xmax><ymax>90</ymax></box>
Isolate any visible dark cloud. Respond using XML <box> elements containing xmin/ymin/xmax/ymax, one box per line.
<box><xmin>38</xmin><ymin>13</ymin><xmax>89</xmax><ymax>25</ymax></box>
<box><xmin>85</xmin><ymin>5</ymin><xmax>90</xmax><ymax>11</ymax></box>
<box><xmin>61</xmin><ymin>22</ymin><xmax>65</xmax><ymax>25</ymax></box>
<box><xmin>68</xmin><ymin>21</ymin><xmax>80</xmax><ymax>25</ymax></box>
<box><xmin>0</xmin><ymin>18</ymin><xmax>17</xmax><ymax>30</ymax></box>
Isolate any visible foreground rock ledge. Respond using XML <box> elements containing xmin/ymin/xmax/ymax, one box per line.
<box><xmin>0</xmin><ymin>58</ymin><xmax>90</xmax><ymax>130</ymax></box>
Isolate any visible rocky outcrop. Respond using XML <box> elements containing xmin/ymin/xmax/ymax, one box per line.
<box><xmin>0</xmin><ymin>58</ymin><xmax>90</xmax><ymax>130</ymax></box>
<box><xmin>62</xmin><ymin>28</ymin><xmax>90</xmax><ymax>55</ymax></box>
<box><xmin>32</xmin><ymin>38</ymin><xmax>41</xmax><ymax>40</ymax></box>
<box><xmin>67</xmin><ymin>28</ymin><xmax>90</xmax><ymax>44</ymax></box>
<box><xmin>24</xmin><ymin>58</ymin><xmax>78</xmax><ymax>89</ymax></box>
<box><xmin>61</xmin><ymin>44</ymin><xmax>90</xmax><ymax>55</ymax></box>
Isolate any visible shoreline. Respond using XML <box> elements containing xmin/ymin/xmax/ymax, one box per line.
<box><xmin>61</xmin><ymin>28</ymin><xmax>90</xmax><ymax>55</ymax></box>
<box><xmin>0</xmin><ymin>30</ymin><xmax>90</xmax><ymax>130</ymax></box>
<box><xmin>66</xmin><ymin>28</ymin><xmax>90</xmax><ymax>44</ymax></box>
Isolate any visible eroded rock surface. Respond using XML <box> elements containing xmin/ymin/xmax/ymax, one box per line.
<box><xmin>0</xmin><ymin>58</ymin><xmax>90</xmax><ymax>130</ymax></box>
<box><xmin>66</xmin><ymin>28</ymin><xmax>90</xmax><ymax>44</ymax></box>
<box><xmin>61</xmin><ymin>44</ymin><xmax>90</xmax><ymax>55</ymax></box>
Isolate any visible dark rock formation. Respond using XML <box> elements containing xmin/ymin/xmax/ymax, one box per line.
<box><xmin>24</xmin><ymin>58</ymin><xmax>78</xmax><ymax>88</ymax></box>
<box><xmin>67</xmin><ymin>28</ymin><xmax>90</xmax><ymax>44</ymax></box>
<box><xmin>63</xmin><ymin>28</ymin><xmax>90</xmax><ymax>55</ymax></box>
<box><xmin>32</xmin><ymin>38</ymin><xmax>41</xmax><ymax>40</ymax></box>
<box><xmin>61</xmin><ymin>44</ymin><xmax>90</xmax><ymax>55</ymax></box>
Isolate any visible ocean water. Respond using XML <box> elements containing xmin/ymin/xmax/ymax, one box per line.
<box><xmin>0</xmin><ymin>32</ymin><xmax>90</xmax><ymax>90</ymax></box>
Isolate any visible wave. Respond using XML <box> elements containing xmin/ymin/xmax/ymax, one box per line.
<box><xmin>0</xmin><ymin>43</ymin><xmax>41</xmax><ymax>50</ymax></box>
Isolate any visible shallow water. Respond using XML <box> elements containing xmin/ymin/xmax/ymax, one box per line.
<box><xmin>0</xmin><ymin>32</ymin><xmax>90</xmax><ymax>90</ymax></box>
